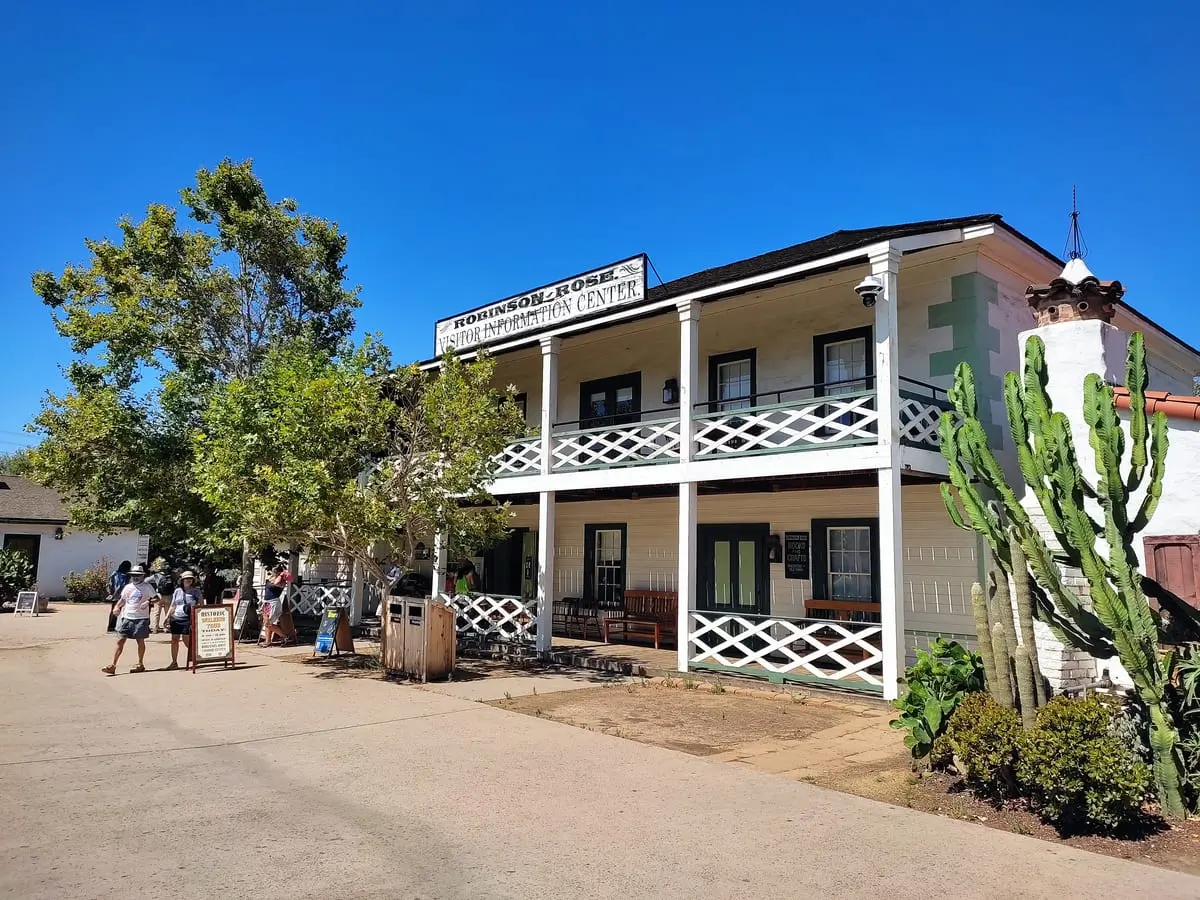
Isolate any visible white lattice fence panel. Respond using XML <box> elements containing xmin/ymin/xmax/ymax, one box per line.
<box><xmin>693</xmin><ymin>394</ymin><xmax>878</xmax><ymax>457</ymax></box>
<box><xmin>441</xmin><ymin>592</ymin><xmax>538</xmax><ymax>644</ymax></box>
<box><xmin>256</xmin><ymin>582</ymin><xmax>352</xmax><ymax>616</ymax></box>
<box><xmin>494</xmin><ymin>438</ymin><xmax>543</xmax><ymax>476</ymax></box>
<box><xmin>552</xmin><ymin>419</ymin><xmax>681</xmax><ymax>470</ymax></box>
<box><xmin>898</xmin><ymin>397</ymin><xmax>946</xmax><ymax>449</ymax></box>
<box><xmin>690</xmin><ymin>612</ymin><xmax>884</xmax><ymax>686</ymax></box>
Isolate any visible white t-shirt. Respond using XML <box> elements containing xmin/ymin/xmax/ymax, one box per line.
<box><xmin>119</xmin><ymin>582</ymin><xmax>156</xmax><ymax>620</ymax></box>
<box><xmin>170</xmin><ymin>587</ymin><xmax>200</xmax><ymax>620</ymax></box>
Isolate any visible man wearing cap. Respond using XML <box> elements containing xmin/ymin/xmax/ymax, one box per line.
<box><xmin>166</xmin><ymin>571</ymin><xmax>202</xmax><ymax>670</ymax></box>
<box><xmin>102</xmin><ymin>565</ymin><xmax>156</xmax><ymax>675</ymax></box>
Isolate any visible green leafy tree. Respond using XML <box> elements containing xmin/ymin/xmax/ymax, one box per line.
<box><xmin>0</xmin><ymin>548</ymin><xmax>35</xmax><ymax>603</ymax></box>
<box><xmin>0</xmin><ymin>447</ymin><xmax>35</xmax><ymax>476</ymax></box>
<box><xmin>27</xmin><ymin>159</ymin><xmax>360</xmax><ymax>590</ymax></box>
<box><xmin>193</xmin><ymin>340</ymin><xmax>524</xmax><ymax>639</ymax></box>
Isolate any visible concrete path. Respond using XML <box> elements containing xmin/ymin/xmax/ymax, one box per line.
<box><xmin>1</xmin><ymin>604</ymin><xmax>1196</xmax><ymax>899</ymax></box>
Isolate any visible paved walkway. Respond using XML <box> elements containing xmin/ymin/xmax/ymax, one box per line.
<box><xmin>1</xmin><ymin>604</ymin><xmax>1196</xmax><ymax>899</ymax></box>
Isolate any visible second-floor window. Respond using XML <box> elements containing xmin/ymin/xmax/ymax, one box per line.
<box><xmin>814</xmin><ymin>327</ymin><xmax>873</xmax><ymax>396</ymax></box>
<box><xmin>579</xmin><ymin>373</ymin><xmax>641</xmax><ymax>429</ymax></box>
<box><xmin>708</xmin><ymin>349</ymin><xmax>757</xmax><ymax>413</ymax></box>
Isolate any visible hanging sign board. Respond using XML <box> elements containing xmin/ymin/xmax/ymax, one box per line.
<box><xmin>14</xmin><ymin>591</ymin><xmax>38</xmax><ymax>616</ymax></box>
<box><xmin>314</xmin><ymin>606</ymin><xmax>355</xmax><ymax>656</ymax></box>
<box><xmin>191</xmin><ymin>604</ymin><xmax>236</xmax><ymax>672</ymax></box>
<box><xmin>784</xmin><ymin>532</ymin><xmax>810</xmax><ymax>581</ymax></box>
<box><xmin>434</xmin><ymin>256</ymin><xmax>647</xmax><ymax>355</ymax></box>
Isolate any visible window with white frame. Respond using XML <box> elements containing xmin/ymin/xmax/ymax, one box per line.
<box><xmin>716</xmin><ymin>358</ymin><xmax>753</xmax><ymax>411</ymax></box>
<box><xmin>826</xmin><ymin>526</ymin><xmax>873</xmax><ymax>601</ymax></box>
<box><xmin>823</xmin><ymin>337</ymin><xmax>868</xmax><ymax>395</ymax></box>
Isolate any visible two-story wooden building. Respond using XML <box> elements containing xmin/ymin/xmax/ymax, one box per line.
<box><xmin>420</xmin><ymin>214</ymin><xmax>1199</xmax><ymax>700</ymax></box>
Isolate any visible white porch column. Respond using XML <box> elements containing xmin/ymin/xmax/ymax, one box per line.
<box><xmin>431</xmin><ymin>532</ymin><xmax>449</xmax><ymax>598</ymax></box>
<box><xmin>872</xmin><ymin>245</ymin><xmax>905</xmax><ymax>700</ymax></box>
<box><xmin>678</xmin><ymin>300</ymin><xmax>700</xmax><ymax>463</ymax></box>
<box><xmin>536</xmin><ymin>491</ymin><xmax>556</xmax><ymax>653</ymax></box>
<box><xmin>677</xmin><ymin>480</ymin><xmax>697</xmax><ymax>672</ymax></box>
<box><xmin>540</xmin><ymin>337</ymin><xmax>560</xmax><ymax>476</ymax></box>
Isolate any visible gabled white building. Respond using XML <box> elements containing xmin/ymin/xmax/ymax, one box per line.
<box><xmin>416</xmin><ymin>214</ymin><xmax>1199</xmax><ymax>700</ymax></box>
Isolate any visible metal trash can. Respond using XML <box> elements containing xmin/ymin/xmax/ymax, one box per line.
<box><xmin>382</xmin><ymin>597</ymin><xmax>455</xmax><ymax>682</ymax></box>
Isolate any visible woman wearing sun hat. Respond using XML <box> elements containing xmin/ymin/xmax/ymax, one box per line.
<box><xmin>165</xmin><ymin>571</ymin><xmax>202</xmax><ymax>670</ymax></box>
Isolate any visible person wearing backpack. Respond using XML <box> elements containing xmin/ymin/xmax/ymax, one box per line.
<box><xmin>107</xmin><ymin>560</ymin><xmax>132</xmax><ymax>633</ymax></box>
<box><xmin>150</xmin><ymin>563</ymin><xmax>175</xmax><ymax>633</ymax></box>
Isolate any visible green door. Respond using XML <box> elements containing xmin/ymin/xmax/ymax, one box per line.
<box><xmin>521</xmin><ymin>530</ymin><xmax>538</xmax><ymax>600</ymax></box>
<box><xmin>698</xmin><ymin>525</ymin><xmax>769</xmax><ymax>615</ymax></box>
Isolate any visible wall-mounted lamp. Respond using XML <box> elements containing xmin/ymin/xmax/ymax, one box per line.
<box><xmin>663</xmin><ymin>378</ymin><xmax>679</xmax><ymax>405</ymax></box>
<box><xmin>413</xmin><ymin>541</ymin><xmax>431</xmax><ymax>560</ymax></box>
<box><xmin>767</xmin><ymin>533</ymin><xmax>783</xmax><ymax>563</ymax></box>
<box><xmin>53</xmin><ymin>527</ymin><xmax>64</xmax><ymax>541</ymax></box>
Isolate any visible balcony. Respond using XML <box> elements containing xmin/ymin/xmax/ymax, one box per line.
<box><xmin>492</xmin><ymin>377</ymin><xmax>950</xmax><ymax>477</ymax></box>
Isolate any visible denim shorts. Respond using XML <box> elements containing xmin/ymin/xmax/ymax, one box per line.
<box><xmin>115</xmin><ymin>617</ymin><xmax>151</xmax><ymax>640</ymax></box>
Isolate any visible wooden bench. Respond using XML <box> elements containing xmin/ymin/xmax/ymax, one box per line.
<box><xmin>603</xmin><ymin>590</ymin><xmax>678</xmax><ymax>650</ymax></box>
<box><xmin>553</xmin><ymin>597</ymin><xmax>602</xmax><ymax>641</ymax></box>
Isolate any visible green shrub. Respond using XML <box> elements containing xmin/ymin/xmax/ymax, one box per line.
<box><xmin>0</xmin><ymin>548</ymin><xmax>35</xmax><ymax>602</ymax></box>
<box><xmin>63</xmin><ymin>557</ymin><xmax>111</xmax><ymax>602</ymax></box>
<box><xmin>945</xmin><ymin>692</ymin><xmax>1023</xmax><ymax>797</ymax></box>
<box><xmin>1017</xmin><ymin>695</ymin><xmax>1151</xmax><ymax>834</ymax></box>
<box><xmin>890</xmin><ymin>639</ymin><xmax>984</xmax><ymax>764</ymax></box>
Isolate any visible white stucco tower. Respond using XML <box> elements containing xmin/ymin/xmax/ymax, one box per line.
<box><xmin>1017</xmin><ymin>255</ymin><xmax>1129</xmax><ymax>692</ymax></box>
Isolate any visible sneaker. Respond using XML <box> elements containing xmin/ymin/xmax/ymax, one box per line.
<box><xmin>165</xmin><ymin>662</ymin><xmax>179</xmax><ymax>671</ymax></box>
<box><xmin>101</xmin><ymin>665</ymin><xmax>116</xmax><ymax>676</ymax></box>
<box><xmin>129</xmin><ymin>664</ymin><xmax>146</xmax><ymax>674</ymax></box>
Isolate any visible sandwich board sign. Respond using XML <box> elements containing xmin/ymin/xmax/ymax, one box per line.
<box><xmin>313</xmin><ymin>605</ymin><xmax>355</xmax><ymax>657</ymax></box>
<box><xmin>14</xmin><ymin>591</ymin><xmax>38</xmax><ymax>616</ymax></box>
<box><xmin>191</xmin><ymin>604</ymin><xmax>236</xmax><ymax>672</ymax></box>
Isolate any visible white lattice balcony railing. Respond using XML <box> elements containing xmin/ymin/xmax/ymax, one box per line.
<box><xmin>689</xmin><ymin>611</ymin><xmax>885</xmax><ymax>690</ymax></box>
<box><xmin>897</xmin><ymin>379</ymin><xmax>952</xmax><ymax>450</ymax></box>
<box><xmin>441</xmin><ymin>592</ymin><xmax>538</xmax><ymax>645</ymax></box>
<box><xmin>257</xmin><ymin>582</ymin><xmax>353</xmax><ymax>616</ymax></box>
<box><xmin>551</xmin><ymin>416</ymin><xmax>681</xmax><ymax>471</ymax></box>
<box><xmin>693</xmin><ymin>389</ymin><xmax>879</xmax><ymax>457</ymax></box>
<box><xmin>494</xmin><ymin>437</ymin><xmax>543</xmax><ymax>477</ymax></box>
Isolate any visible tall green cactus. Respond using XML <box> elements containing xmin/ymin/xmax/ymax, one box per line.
<box><xmin>939</xmin><ymin>331</ymin><xmax>1190</xmax><ymax>818</ymax></box>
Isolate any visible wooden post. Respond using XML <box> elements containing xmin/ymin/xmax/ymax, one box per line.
<box><xmin>536</xmin><ymin>491</ymin><xmax>555</xmax><ymax>654</ymax></box>
<box><xmin>677</xmin><ymin>481</ymin><xmax>696</xmax><ymax>672</ymax></box>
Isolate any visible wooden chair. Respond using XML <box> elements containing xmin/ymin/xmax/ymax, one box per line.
<box><xmin>553</xmin><ymin>596</ymin><xmax>602</xmax><ymax>640</ymax></box>
<box><xmin>603</xmin><ymin>590</ymin><xmax>678</xmax><ymax>650</ymax></box>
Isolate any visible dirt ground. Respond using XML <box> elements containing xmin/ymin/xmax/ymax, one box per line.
<box><xmin>494</xmin><ymin>678</ymin><xmax>1200</xmax><ymax>876</ymax></box>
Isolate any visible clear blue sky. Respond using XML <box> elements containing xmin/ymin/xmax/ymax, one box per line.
<box><xmin>2</xmin><ymin>1</ymin><xmax>1198</xmax><ymax>449</ymax></box>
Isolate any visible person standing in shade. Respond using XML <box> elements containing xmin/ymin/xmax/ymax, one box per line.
<box><xmin>165</xmin><ymin>571</ymin><xmax>201</xmax><ymax>670</ymax></box>
<box><xmin>200</xmin><ymin>563</ymin><xmax>225</xmax><ymax>606</ymax></box>
<box><xmin>259</xmin><ymin>564</ymin><xmax>293</xmax><ymax>647</ymax></box>
<box><xmin>107</xmin><ymin>560</ymin><xmax>132</xmax><ymax>633</ymax></box>
<box><xmin>454</xmin><ymin>561</ymin><xmax>477</xmax><ymax>595</ymax></box>
<box><xmin>150</xmin><ymin>563</ymin><xmax>175</xmax><ymax>633</ymax></box>
<box><xmin>102</xmin><ymin>565</ymin><xmax>155</xmax><ymax>675</ymax></box>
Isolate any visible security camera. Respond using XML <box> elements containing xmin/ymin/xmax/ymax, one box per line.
<box><xmin>855</xmin><ymin>275</ymin><xmax>884</xmax><ymax>308</ymax></box>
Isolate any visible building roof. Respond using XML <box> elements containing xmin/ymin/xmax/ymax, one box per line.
<box><xmin>0</xmin><ymin>475</ymin><xmax>69</xmax><ymax>525</ymax></box>
<box><xmin>1114</xmin><ymin>388</ymin><xmax>1200</xmax><ymax>422</ymax></box>
<box><xmin>644</xmin><ymin>213</ymin><xmax>1011</xmax><ymax>302</ymax></box>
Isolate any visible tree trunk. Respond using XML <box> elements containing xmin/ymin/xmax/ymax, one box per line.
<box><xmin>239</xmin><ymin>537</ymin><xmax>255</xmax><ymax>604</ymax></box>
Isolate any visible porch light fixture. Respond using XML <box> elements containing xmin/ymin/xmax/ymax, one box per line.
<box><xmin>663</xmin><ymin>378</ymin><xmax>679</xmax><ymax>405</ymax></box>
<box><xmin>53</xmin><ymin>527</ymin><xmax>64</xmax><ymax>541</ymax></box>
<box><xmin>767</xmin><ymin>533</ymin><xmax>783</xmax><ymax>563</ymax></box>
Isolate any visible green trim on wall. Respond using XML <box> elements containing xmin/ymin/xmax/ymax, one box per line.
<box><xmin>928</xmin><ymin>272</ymin><xmax>1003</xmax><ymax>447</ymax></box>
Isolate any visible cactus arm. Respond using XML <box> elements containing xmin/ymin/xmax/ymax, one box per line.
<box><xmin>1014</xmin><ymin>644</ymin><xmax>1037</xmax><ymax>729</ymax></box>
<box><xmin>1010</xmin><ymin>534</ymin><xmax>1045</xmax><ymax>706</ymax></box>
<box><xmin>1125</xmin><ymin>331</ymin><xmax>1149</xmax><ymax>491</ymax></box>
<box><xmin>970</xmin><ymin>581</ymin><xmax>1001</xmax><ymax>703</ymax></box>
<box><xmin>1130</xmin><ymin>411</ymin><xmax>1168</xmax><ymax>533</ymax></box>
<box><xmin>990</xmin><ymin>621</ymin><xmax>1014</xmax><ymax>708</ymax></box>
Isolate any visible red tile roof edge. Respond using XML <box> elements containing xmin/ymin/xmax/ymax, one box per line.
<box><xmin>1113</xmin><ymin>387</ymin><xmax>1200</xmax><ymax>422</ymax></box>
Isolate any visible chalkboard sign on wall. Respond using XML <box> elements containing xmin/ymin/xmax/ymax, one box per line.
<box><xmin>784</xmin><ymin>532</ymin><xmax>810</xmax><ymax>580</ymax></box>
